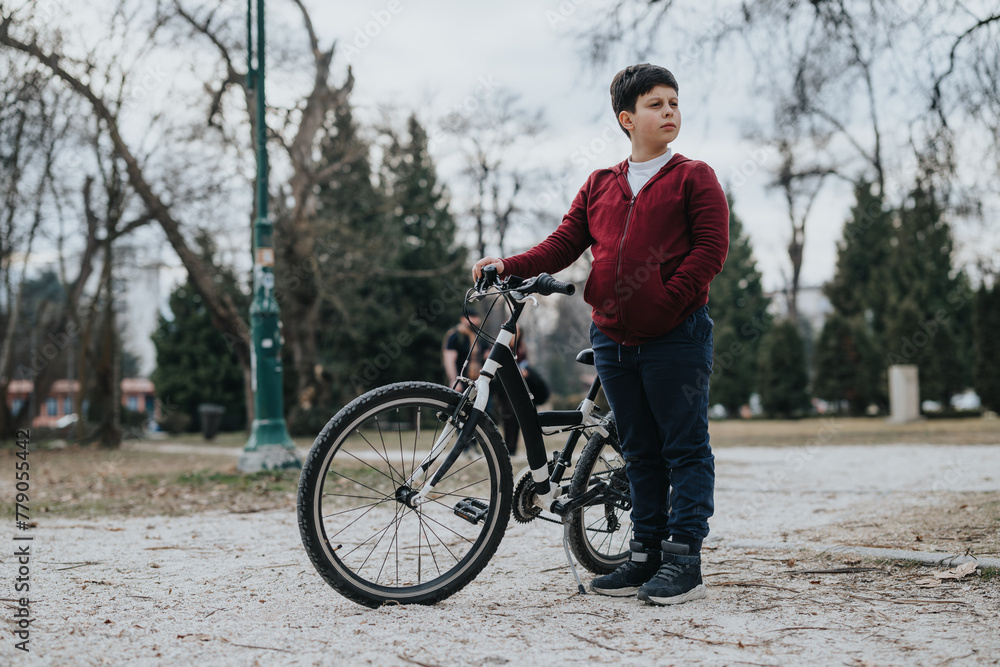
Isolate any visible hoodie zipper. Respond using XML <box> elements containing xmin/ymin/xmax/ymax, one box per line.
<box><xmin>615</xmin><ymin>193</ymin><xmax>637</xmax><ymax>346</ymax></box>
<box><xmin>613</xmin><ymin>159</ymin><xmax>683</xmax><ymax>347</ymax></box>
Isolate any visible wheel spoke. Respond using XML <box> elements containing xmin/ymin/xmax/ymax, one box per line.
<box><xmin>325</xmin><ymin>497</ymin><xmax>396</xmax><ymax>541</ymax></box>
<box><xmin>356</xmin><ymin>425</ymin><xmax>406</xmax><ymax>485</ymax></box>
<box><xmin>301</xmin><ymin>387</ymin><xmax>509</xmax><ymax>604</ymax></box>
<box><xmin>325</xmin><ymin>466</ymin><xmax>393</xmax><ymax>500</ymax></box>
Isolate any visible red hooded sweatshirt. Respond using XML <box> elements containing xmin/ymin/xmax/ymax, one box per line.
<box><xmin>500</xmin><ymin>153</ymin><xmax>729</xmax><ymax>346</ymax></box>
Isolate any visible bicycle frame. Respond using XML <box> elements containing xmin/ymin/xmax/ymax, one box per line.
<box><xmin>411</xmin><ymin>296</ymin><xmax>609</xmax><ymax>510</ymax></box>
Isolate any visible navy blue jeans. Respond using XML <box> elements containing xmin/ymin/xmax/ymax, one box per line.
<box><xmin>590</xmin><ymin>305</ymin><xmax>715</xmax><ymax>553</ymax></box>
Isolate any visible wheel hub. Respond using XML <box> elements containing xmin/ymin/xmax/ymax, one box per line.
<box><xmin>395</xmin><ymin>485</ymin><xmax>418</xmax><ymax>509</ymax></box>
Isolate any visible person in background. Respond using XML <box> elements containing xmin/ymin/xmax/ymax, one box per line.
<box><xmin>442</xmin><ymin>312</ymin><xmax>484</xmax><ymax>389</ymax></box>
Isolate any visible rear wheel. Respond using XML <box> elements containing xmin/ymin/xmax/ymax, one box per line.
<box><xmin>566</xmin><ymin>423</ymin><xmax>632</xmax><ymax>574</ymax></box>
<box><xmin>298</xmin><ymin>382</ymin><xmax>512</xmax><ymax>607</ymax></box>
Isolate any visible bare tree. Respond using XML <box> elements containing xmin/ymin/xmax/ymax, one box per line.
<box><xmin>1</xmin><ymin>1</ymin><xmax>257</xmax><ymax>421</ymax></box>
<box><xmin>0</xmin><ymin>48</ymin><xmax>77</xmax><ymax>436</ymax></box>
<box><xmin>444</xmin><ymin>90</ymin><xmax>547</xmax><ymax>258</ymax></box>
<box><xmin>770</xmin><ymin>141</ymin><xmax>840</xmax><ymax>322</ymax></box>
<box><xmin>167</xmin><ymin>0</ymin><xmax>369</xmax><ymax>418</ymax></box>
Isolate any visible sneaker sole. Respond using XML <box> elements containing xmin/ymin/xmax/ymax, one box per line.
<box><xmin>590</xmin><ymin>584</ymin><xmax>640</xmax><ymax>597</ymax></box>
<box><xmin>638</xmin><ymin>584</ymin><xmax>708</xmax><ymax>605</ymax></box>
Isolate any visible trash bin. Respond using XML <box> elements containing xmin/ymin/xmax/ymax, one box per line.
<box><xmin>198</xmin><ymin>404</ymin><xmax>226</xmax><ymax>440</ymax></box>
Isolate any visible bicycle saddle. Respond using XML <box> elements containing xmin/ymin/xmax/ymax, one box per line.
<box><xmin>575</xmin><ymin>348</ymin><xmax>595</xmax><ymax>366</ymax></box>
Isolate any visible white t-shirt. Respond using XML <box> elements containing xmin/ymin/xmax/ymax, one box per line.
<box><xmin>626</xmin><ymin>148</ymin><xmax>673</xmax><ymax>197</ymax></box>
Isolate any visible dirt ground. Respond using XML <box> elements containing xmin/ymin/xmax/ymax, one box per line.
<box><xmin>1</xmin><ymin>418</ymin><xmax>998</xmax><ymax>666</ymax></box>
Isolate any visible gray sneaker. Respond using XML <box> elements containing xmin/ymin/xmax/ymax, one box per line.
<box><xmin>637</xmin><ymin>540</ymin><xmax>708</xmax><ymax>605</ymax></box>
<box><xmin>590</xmin><ymin>540</ymin><xmax>661</xmax><ymax>597</ymax></box>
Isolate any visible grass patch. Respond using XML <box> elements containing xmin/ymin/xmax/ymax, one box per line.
<box><xmin>175</xmin><ymin>469</ymin><xmax>299</xmax><ymax>492</ymax></box>
<box><xmin>0</xmin><ymin>446</ymin><xmax>302</xmax><ymax>519</ymax></box>
<box><xmin>979</xmin><ymin>566</ymin><xmax>1000</xmax><ymax>582</ymax></box>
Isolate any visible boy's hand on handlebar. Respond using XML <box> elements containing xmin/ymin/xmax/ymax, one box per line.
<box><xmin>472</xmin><ymin>257</ymin><xmax>504</xmax><ymax>281</ymax></box>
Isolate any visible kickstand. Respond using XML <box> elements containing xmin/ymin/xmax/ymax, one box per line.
<box><xmin>562</xmin><ymin>521</ymin><xmax>586</xmax><ymax>595</ymax></box>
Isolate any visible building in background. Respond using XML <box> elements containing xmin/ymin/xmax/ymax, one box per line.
<box><xmin>6</xmin><ymin>378</ymin><xmax>157</xmax><ymax>428</ymax></box>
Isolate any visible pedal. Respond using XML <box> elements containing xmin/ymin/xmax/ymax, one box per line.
<box><xmin>454</xmin><ymin>498</ymin><xmax>490</xmax><ymax>524</ymax></box>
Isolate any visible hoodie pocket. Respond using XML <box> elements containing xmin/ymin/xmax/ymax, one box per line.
<box><xmin>583</xmin><ymin>259</ymin><xmax>619</xmax><ymax>327</ymax></box>
<box><xmin>616</xmin><ymin>258</ymin><xmax>681</xmax><ymax>337</ymax></box>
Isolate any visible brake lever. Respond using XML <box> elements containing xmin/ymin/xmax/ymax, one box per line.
<box><xmin>510</xmin><ymin>291</ymin><xmax>539</xmax><ymax>307</ymax></box>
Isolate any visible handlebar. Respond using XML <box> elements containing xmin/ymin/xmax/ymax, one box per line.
<box><xmin>531</xmin><ymin>273</ymin><xmax>576</xmax><ymax>296</ymax></box>
<box><xmin>475</xmin><ymin>265</ymin><xmax>574</xmax><ymax>298</ymax></box>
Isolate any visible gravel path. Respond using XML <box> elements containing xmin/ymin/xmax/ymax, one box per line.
<box><xmin>3</xmin><ymin>443</ymin><xmax>999</xmax><ymax>666</ymax></box>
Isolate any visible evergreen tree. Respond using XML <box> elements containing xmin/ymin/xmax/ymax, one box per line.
<box><xmin>288</xmin><ymin>100</ymin><xmax>389</xmax><ymax>430</ymax></box>
<box><xmin>151</xmin><ymin>237</ymin><xmax>247</xmax><ymax>432</ymax></box>
<box><xmin>973</xmin><ymin>282</ymin><xmax>1000</xmax><ymax>411</ymax></box>
<box><xmin>708</xmin><ymin>199</ymin><xmax>770</xmax><ymax>416</ymax></box>
<box><xmin>359</xmin><ymin>114</ymin><xmax>466</xmax><ymax>387</ymax></box>
<box><xmin>812</xmin><ymin>313</ymin><xmax>881</xmax><ymax>414</ymax></box>
<box><xmin>757</xmin><ymin>319</ymin><xmax>811</xmax><ymax>418</ymax></box>
<box><xmin>818</xmin><ymin>181</ymin><xmax>892</xmax><ymax>410</ymax></box>
<box><xmin>824</xmin><ymin>181</ymin><xmax>893</xmax><ymax>337</ymax></box>
<box><xmin>883</xmin><ymin>178</ymin><xmax>970</xmax><ymax>404</ymax></box>
<box><xmin>307</xmin><ymin>111</ymin><xmax>466</xmax><ymax>417</ymax></box>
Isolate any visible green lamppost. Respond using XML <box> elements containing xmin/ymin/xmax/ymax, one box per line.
<box><xmin>239</xmin><ymin>0</ymin><xmax>300</xmax><ymax>472</ymax></box>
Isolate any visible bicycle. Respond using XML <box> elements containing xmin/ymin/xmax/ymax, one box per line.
<box><xmin>297</xmin><ymin>267</ymin><xmax>631</xmax><ymax>607</ymax></box>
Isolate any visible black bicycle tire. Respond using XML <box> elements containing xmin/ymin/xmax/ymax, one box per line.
<box><xmin>566</xmin><ymin>426</ymin><xmax>631</xmax><ymax>574</ymax></box>
<box><xmin>297</xmin><ymin>381</ymin><xmax>512</xmax><ymax>607</ymax></box>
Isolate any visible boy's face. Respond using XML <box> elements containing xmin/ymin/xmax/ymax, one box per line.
<box><xmin>618</xmin><ymin>85</ymin><xmax>681</xmax><ymax>155</ymax></box>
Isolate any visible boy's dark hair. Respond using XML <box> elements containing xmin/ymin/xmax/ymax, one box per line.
<box><xmin>610</xmin><ymin>64</ymin><xmax>679</xmax><ymax>138</ymax></box>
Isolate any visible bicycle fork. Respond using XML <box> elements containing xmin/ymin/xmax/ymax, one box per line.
<box><xmin>405</xmin><ymin>332</ymin><xmax>514</xmax><ymax>507</ymax></box>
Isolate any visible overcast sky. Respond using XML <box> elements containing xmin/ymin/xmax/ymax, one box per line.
<box><xmin>24</xmin><ymin>0</ymin><xmax>994</xmax><ymax>294</ymax></box>
<box><xmin>291</xmin><ymin>0</ymin><xmax>861</xmax><ymax>292</ymax></box>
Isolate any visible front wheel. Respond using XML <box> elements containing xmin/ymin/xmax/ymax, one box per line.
<box><xmin>298</xmin><ymin>382</ymin><xmax>512</xmax><ymax>607</ymax></box>
<box><xmin>566</xmin><ymin>421</ymin><xmax>632</xmax><ymax>574</ymax></box>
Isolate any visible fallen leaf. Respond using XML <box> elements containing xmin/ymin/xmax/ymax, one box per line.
<box><xmin>935</xmin><ymin>561</ymin><xmax>978</xmax><ymax>580</ymax></box>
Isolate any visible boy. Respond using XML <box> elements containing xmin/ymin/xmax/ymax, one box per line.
<box><xmin>473</xmin><ymin>64</ymin><xmax>729</xmax><ymax>605</ymax></box>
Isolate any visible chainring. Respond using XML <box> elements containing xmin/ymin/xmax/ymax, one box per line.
<box><xmin>512</xmin><ymin>466</ymin><xmax>542</xmax><ymax>524</ymax></box>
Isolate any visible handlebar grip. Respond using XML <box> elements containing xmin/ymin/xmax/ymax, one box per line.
<box><xmin>534</xmin><ymin>273</ymin><xmax>576</xmax><ymax>296</ymax></box>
